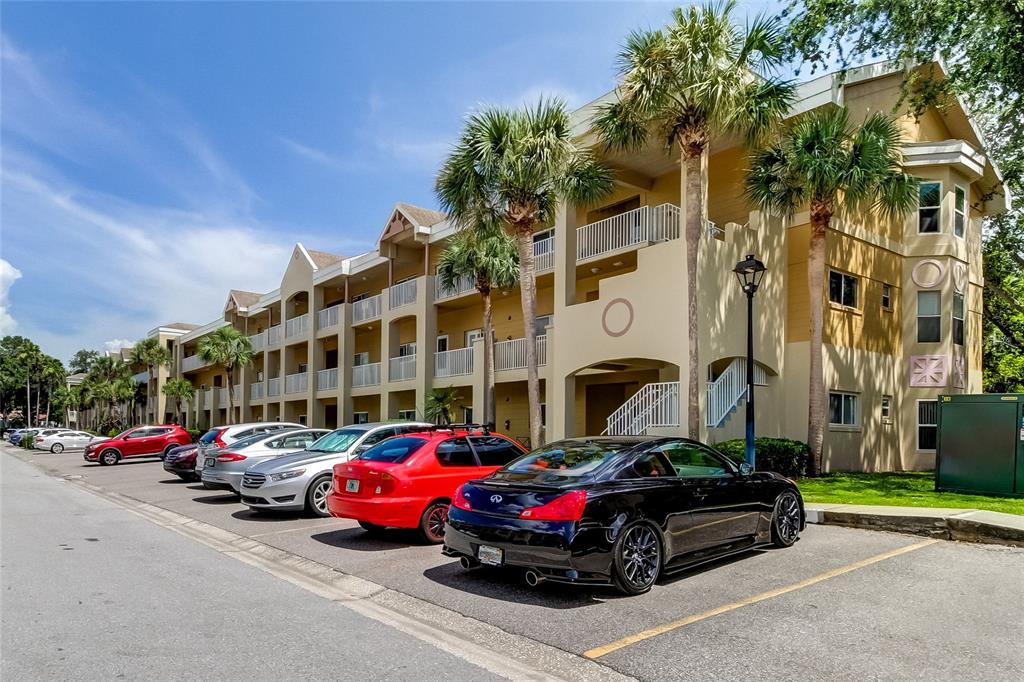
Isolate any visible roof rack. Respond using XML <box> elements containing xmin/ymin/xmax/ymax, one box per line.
<box><xmin>427</xmin><ymin>422</ymin><xmax>493</xmax><ymax>435</ymax></box>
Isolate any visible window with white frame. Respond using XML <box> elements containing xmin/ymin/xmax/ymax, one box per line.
<box><xmin>881</xmin><ymin>395</ymin><xmax>893</xmax><ymax>424</ymax></box>
<box><xmin>397</xmin><ymin>409</ymin><xmax>416</xmax><ymax>421</ymax></box>
<box><xmin>882</xmin><ymin>283</ymin><xmax>893</xmax><ymax>310</ymax></box>
<box><xmin>918</xmin><ymin>181</ymin><xmax>941</xmax><ymax>233</ymax></box>
<box><xmin>353</xmin><ymin>412</ymin><xmax>369</xmax><ymax>425</ymax></box>
<box><xmin>353</xmin><ymin>352</ymin><xmax>369</xmax><ymax>367</ymax></box>
<box><xmin>917</xmin><ymin>400</ymin><xmax>938</xmax><ymax>451</ymax></box>
<box><xmin>953</xmin><ymin>293</ymin><xmax>965</xmax><ymax>345</ymax></box>
<box><xmin>829</xmin><ymin>391</ymin><xmax>859</xmax><ymax>427</ymax></box>
<box><xmin>829</xmin><ymin>271</ymin><xmax>858</xmax><ymax>308</ymax></box>
<box><xmin>534</xmin><ymin>315</ymin><xmax>553</xmax><ymax>337</ymax></box>
<box><xmin>917</xmin><ymin>291</ymin><xmax>941</xmax><ymax>342</ymax></box>
<box><xmin>465</xmin><ymin>329</ymin><xmax>484</xmax><ymax>346</ymax></box>
<box><xmin>954</xmin><ymin>186</ymin><xmax>966</xmax><ymax>238</ymax></box>
<box><xmin>398</xmin><ymin>342</ymin><xmax>416</xmax><ymax>357</ymax></box>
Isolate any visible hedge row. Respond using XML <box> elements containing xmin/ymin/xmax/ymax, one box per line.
<box><xmin>715</xmin><ymin>437</ymin><xmax>810</xmax><ymax>478</ymax></box>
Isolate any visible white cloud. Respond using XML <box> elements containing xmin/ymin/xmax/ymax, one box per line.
<box><xmin>0</xmin><ymin>258</ymin><xmax>22</xmax><ymax>334</ymax></box>
<box><xmin>278</xmin><ymin>136</ymin><xmax>368</xmax><ymax>172</ymax></box>
<box><xmin>103</xmin><ymin>338</ymin><xmax>133</xmax><ymax>353</ymax></box>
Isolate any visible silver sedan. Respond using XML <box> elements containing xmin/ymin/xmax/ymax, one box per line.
<box><xmin>200</xmin><ymin>429</ymin><xmax>329</xmax><ymax>493</ymax></box>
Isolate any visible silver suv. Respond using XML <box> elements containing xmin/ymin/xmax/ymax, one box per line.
<box><xmin>241</xmin><ymin>422</ymin><xmax>431</xmax><ymax>516</ymax></box>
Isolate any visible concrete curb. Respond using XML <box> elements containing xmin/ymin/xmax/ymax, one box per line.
<box><xmin>806</xmin><ymin>504</ymin><xmax>1024</xmax><ymax>548</ymax></box>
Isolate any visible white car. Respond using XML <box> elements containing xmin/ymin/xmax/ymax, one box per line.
<box><xmin>200</xmin><ymin>428</ymin><xmax>330</xmax><ymax>493</ymax></box>
<box><xmin>34</xmin><ymin>430</ymin><xmax>95</xmax><ymax>453</ymax></box>
<box><xmin>194</xmin><ymin>421</ymin><xmax>303</xmax><ymax>475</ymax></box>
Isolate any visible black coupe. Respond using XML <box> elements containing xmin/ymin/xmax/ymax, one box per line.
<box><xmin>443</xmin><ymin>436</ymin><xmax>804</xmax><ymax>595</ymax></box>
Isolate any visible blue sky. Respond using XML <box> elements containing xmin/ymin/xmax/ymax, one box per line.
<box><xmin>1</xmin><ymin>1</ymin><xmax>780</xmax><ymax>362</ymax></box>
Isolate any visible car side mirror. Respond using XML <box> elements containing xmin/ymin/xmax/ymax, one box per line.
<box><xmin>738</xmin><ymin>462</ymin><xmax>754</xmax><ymax>477</ymax></box>
<box><xmin>353</xmin><ymin>444</ymin><xmax>370</xmax><ymax>455</ymax></box>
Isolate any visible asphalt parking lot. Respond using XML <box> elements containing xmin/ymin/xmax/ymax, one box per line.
<box><xmin>7</xmin><ymin>445</ymin><xmax>1024</xmax><ymax>681</ymax></box>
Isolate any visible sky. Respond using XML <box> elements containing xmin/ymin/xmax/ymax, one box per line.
<box><xmin>1</xmin><ymin>0</ymin><xmax>781</xmax><ymax>363</ymax></box>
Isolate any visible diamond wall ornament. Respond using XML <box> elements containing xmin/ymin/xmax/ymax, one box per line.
<box><xmin>909</xmin><ymin>355</ymin><xmax>948</xmax><ymax>388</ymax></box>
<box><xmin>951</xmin><ymin>350</ymin><xmax>966</xmax><ymax>389</ymax></box>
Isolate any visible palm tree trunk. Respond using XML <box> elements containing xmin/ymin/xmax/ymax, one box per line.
<box><xmin>514</xmin><ymin>226</ymin><xmax>543</xmax><ymax>447</ymax></box>
<box><xmin>26</xmin><ymin>379</ymin><xmax>32</xmax><ymax>427</ymax></box>
<box><xmin>480</xmin><ymin>286</ymin><xmax>496</xmax><ymax>428</ymax></box>
<box><xmin>682</xmin><ymin>147</ymin><xmax>704</xmax><ymax>439</ymax></box>
<box><xmin>226</xmin><ymin>369</ymin><xmax>235</xmax><ymax>425</ymax></box>
<box><xmin>806</xmin><ymin>209</ymin><xmax>829</xmax><ymax>476</ymax></box>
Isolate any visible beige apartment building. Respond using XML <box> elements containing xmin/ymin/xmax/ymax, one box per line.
<box><xmin>134</xmin><ymin>62</ymin><xmax>1005</xmax><ymax>472</ymax></box>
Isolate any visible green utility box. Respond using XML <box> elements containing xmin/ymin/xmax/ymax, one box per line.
<box><xmin>936</xmin><ymin>394</ymin><xmax>1024</xmax><ymax>497</ymax></box>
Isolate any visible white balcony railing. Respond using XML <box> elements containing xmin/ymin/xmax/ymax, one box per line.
<box><xmin>435</xmin><ymin>274</ymin><xmax>476</xmax><ymax>302</ymax></box>
<box><xmin>317</xmin><ymin>368</ymin><xmax>338</xmax><ymax>391</ymax></box>
<box><xmin>389</xmin><ymin>280</ymin><xmax>417</xmax><ymax>310</ymax></box>
<box><xmin>604</xmin><ymin>382</ymin><xmax>680</xmax><ymax>436</ymax></box>
<box><xmin>535</xmin><ymin>235</ymin><xmax>555</xmax><ymax>273</ymax></box>
<box><xmin>285</xmin><ymin>372</ymin><xmax>308</xmax><ymax>395</ymax></box>
<box><xmin>285</xmin><ymin>314</ymin><xmax>309</xmax><ymax>339</ymax></box>
<box><xmin>267</xmin><ymin>377</ymin><xmax>281</xmax><ymax>398</ymax></box>
<box><xmin>434</xmin><ymin>347</ymin><xmax>474</xmax><ymax>378</ymax></box>
<box><xmin>352</xmin><ymin>363</ymin><xmax>381</xmax><ymax>388</ymax></box>
<box><xmin>576</xmin><ymin>203</ymin><xmax>681</xmax><ymax>261</ymax></box>
<box><xmin>250</xmin><ymin>382</ymin><xmax>264</xmax><ymax>401</ymax></box>
<box><xmin>352</xmin><ymin>295</ymin><xmax>383</xmax><ymax>324</ymax></box>
<box><xmin>389</xmin><ymin>354</ymin><xmax>417</xmax><ymax>382</ymax></box>
<box><xmin>249</xmin><ymin>331</ymin><xmax>266</xmax><ymax>352</ymax></box>
<box><xmin>203</xmin><ymin>388</ymin><xmax>214</xmax><ymax>407</ymax></box>
<box><xmin>181</xmin><ymin>355</ymin><xmax>206</xmax><ymax>372</ymax></box>
<box><xmin>495</xmin><ymin>335</ymin><xmax>547</xmax><ymax>372</ymax></box>
<box><xmin>267</xmin><ymin>325</ymin><xmax>282</xmax><ymax>348</ymax></box>
<box><xmin>318</xmin><ymin>304</ymin><xmax>341</xmax><ymax>330</ymax></box>
<box><xmin>705</xmin><ymin>358</ymin><xmax>768</xmax><ymax>428</ymax></box>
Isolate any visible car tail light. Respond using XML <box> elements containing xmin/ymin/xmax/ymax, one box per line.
<box><xmin>452</xmin><ymin>484</ymin><xmax>472</xmax><ymax>511</ymax></box>
<box><xmin>216</xmin><ymin>452</ymin><xmax>246</xmax><ymax>462</ymax></box>
<box><xmin>519</xmin><ymin>490</ymin><xmax>587</xmax><ymax>521</ymax></box>
<box><xmin>213</xmin><ymin>429</ymin><xmax>227</xmax><ymax>448</ymax></box>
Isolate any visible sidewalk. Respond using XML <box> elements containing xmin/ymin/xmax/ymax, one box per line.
<box><xmin>806</xmin><ymin>502</ymin><xmax>1024</xmax><ymax>548</ymax></box>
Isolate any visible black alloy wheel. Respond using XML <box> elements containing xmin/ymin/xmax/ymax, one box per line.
<box><xmin>418</xmin><ymin>502</ymin><xmax>449</xmax><ymax>544</ymax></box>
<box><xmin>613</xmin><ymin>522</ymin><xmax>662</xmax><ymax>595</ymax></box>
<box><xmin>771</xmin><ymin>491</ymin><xmax>801</xmax><ymax>547</ymax></box>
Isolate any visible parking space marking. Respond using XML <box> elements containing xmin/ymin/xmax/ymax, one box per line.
<box><xmin>249</xmin><ymin>522</ymin><xmax>346</xmax><ymax>539</ymax></box>
<box><xmin>583</xmin><ymin>538</ymin><xmax>938</xmax><ymax>659</ymax></box>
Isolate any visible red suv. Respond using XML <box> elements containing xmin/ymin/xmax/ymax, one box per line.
<box><xmin>327</xmin><ymin>426</ymin><xmax>527</xmax><ymax>543</ymax></box>
<box><xmin>84</xmin><ymin>425</ymin><xmax>192</xmax><ymax>466</ymax></box>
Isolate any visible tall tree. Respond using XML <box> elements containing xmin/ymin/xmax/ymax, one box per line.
<box><xmin>68</xmin><ymin>349</ymin><xmax>100</xmax><ymax>374</ymax></box>
<box><xmin>197</xmin><ymin>327</ymin><xmax>253</xmax><ymax>425</ymax></box>
<box><xmin>14</xmin><ymin>340</ymin><xmax>42</xmax><ymax>427</ymax></box>
<box><xmin>41</xmin><ymin>356</ymin><xmax>66</xmax><ymax>426</ymax></box>
<box><xmin>436</xmin><ymin>222</ymin><xmax>519</xmax><ymax>428</ymax></box>
<box><xmin>131</xmin><ymin>337</ymin><xmax>171</xmax><ymax>422</ymax></box>
<box><xmin>162</xmin><ymin>378</ymin><xmax>196</xmax><ymax>425</ymax></box>
<box><xmin>594</xmin><ymin>0</ymin><xmax>794</xmax><ymax>437</ymax></box>
<box><xmin>436</xmin><ymin>99</ymin><xmax>614</xmax><ymax>447</ymax></box>
<box><xmin>746</xmin><ymin>107</ymin><xmax>917</xmax><ymax>474</ymax></box>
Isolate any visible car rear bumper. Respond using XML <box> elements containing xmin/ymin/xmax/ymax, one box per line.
<box><xmin>201</xmin><ymin>469</ymin><xmax>243</xmax><ymax>492</ymax></box>
<box><xmin>326</xmin><ymin>492</ymin><xmax>424</xmax><ymax>529</ymax></box>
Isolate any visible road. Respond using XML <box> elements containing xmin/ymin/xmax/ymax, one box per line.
<box><xmin>4</xmin><ymin>443</ymin><xmax>1024</xmax><ymax>681</ymax></box>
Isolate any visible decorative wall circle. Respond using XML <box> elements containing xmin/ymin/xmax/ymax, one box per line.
<box><xmin>601</xmin><ymin>298</ymin><xmax>634</xmax><ymax>338</ymax></box>
<box><xmin>911</xmin><ymin>259</ymin><xmax>947</xmax><ymax>289</ymax></box>
<box><xmin>952</xmin><ymin>262</ymin><xmax>967</xmax><ymax>294</ymax></box>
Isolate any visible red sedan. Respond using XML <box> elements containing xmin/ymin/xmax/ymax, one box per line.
<box><xmin>327</xmin><ymin>426</ymin><xmax>527</xmax><ymax>543</ymax></box>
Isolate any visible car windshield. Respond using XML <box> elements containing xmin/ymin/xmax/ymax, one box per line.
<box><xmin>307</xmin><ymin>429</ymin><xmax>364</xmax><ymax>453</ymax></box>
<box><xmin>113</xmin><ymin>429</ymin><xmax>133</xmax><ymax>440</ymax></box>
<box><xmin>494</xmin><ymin>440</ymin><xmax>634</xmax><ymax>483</ymax></box>
<box><xmin>358</xmin><ymin>437</ymin><xmax>427</xmax><ymax>463</ymax></box>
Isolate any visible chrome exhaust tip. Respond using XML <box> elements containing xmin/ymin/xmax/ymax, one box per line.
<box><xmin>524</xmin><ymin>569</ymin><xmax>544</xmax><ymax>587</ymax></box>
<box><xmin>459</xmin><ymin>556</ymin><xmax>480</xmax><ymax>570</ymax></box>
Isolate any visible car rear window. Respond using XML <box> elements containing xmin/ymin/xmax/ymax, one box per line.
<box><xmin>435</xmin><ymin>438</ymin><xmax>476</xmax><ymax>467</ymax></box>
<box><xmin>495</xmin><ymin>441</ymin><xmax>633</xmax><ymax>482</ymax></box>
<box><xmin>469</xmin><ymin>436</ymin><xmax>524</xmax><ymax>466</ymax></box>
<box><xmin>198</xmin><ymin>429</ymin><xmax>222</xmax><ymax>444</ymax></box>
<box><xmin>358</xmin><ymin>437</ymin><xmax>428</xmax><ymax>463</ymax></box>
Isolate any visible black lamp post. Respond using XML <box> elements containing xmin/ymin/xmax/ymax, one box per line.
<box><xmin>733</xmin><ymin>254</ymin><xmax>767</xmax><ymax>469</ymax></box>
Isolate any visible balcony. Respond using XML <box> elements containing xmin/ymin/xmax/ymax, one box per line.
<box><xmin>132</xmin><ymin>371</ymin><xmax>150</xmax><ymax>384</ymax></box>
<box><xmin>249</xmin><ymin>331</ymin><xmax>266</xmax><ymax>352</ymax></box>
<box><xmin>219</xmin><ymin>389</ymin><xmax>229</xmax><ymax>408</ymax></box>
<box><xmin>285</xmin><ymin>314</ymin><xmax>309</xmax><ymax>340</ymax></box>
<box><xmin>576</xmin><ymin>203</ymin><xmax>680</xmax><ymax>262</ymax></box>
<box><xmin>181</xmin><ymin>354</ymin><xmax>207</xmax><ymax>373</ymax></box>
<box><xmin>203</xmin><ymin>388</ymin><xmax>214</xmax><ymax>407</ymax></box>
<box><xmin>317</xmin><ymin>368</ymin><xmax>338</xmax><ymax>391</ymax></box>
<box><xmin>267</xmin><ymin>325</ymin><xmax>282</xmax><ymax>348</ymax></box>
<box><xmin>318</xmin><ymin>304</ymin><xmax>341</xmax><ymax>331</ymax></box>
<box><xmin>388</xmin><ymin>354</ymin><xmax>416</xmax><ymax>382</ymax></box>
<box><xmin>434</xmin><ymin>347</ymin><xmax>473</xmax><ymax>378</ymax></box>
<box><xmin>352</xmin><ymin>294</ymin><xmax>383</xmax><ymax>325</ymax></box>
<box><xmin>534</xmin><ymin>235</ymin><xmax>554</xmax><ymax>273</ymax></box>
<box><xmin>267</xmin><ymin>377</ymin><xmax>281</xmax><ymax>398</ymax></box>
<box><xmin>389</xmin><ymin>280</ymin><xmax>417</xmax><ymax>310</ymax></box>
<box><xmin>250</xmin><ymin>382</ymin><xmax>264</xmax><ymax>401</ymax></box>
<box><xmin>352</xmin><ymin>363</ymin><xmax>381</xmax><ymax>388</ymax></box>
<box><xmin>495</xmin><ymin>335</ymin><xmax>548</xmax><ymax>372</ymax></box>
<box><xmin>435</xmin><ymin>274</ymin><xmax>476</xmax><ymax>302</ymax></box>
<box><xmin>285</xmin><ymin>372</ymin><xmax>308</xmax><ymax>395</ymax></box>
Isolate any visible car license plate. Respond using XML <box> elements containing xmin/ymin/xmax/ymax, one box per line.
<box><xmin>345</xmin><ymin>479</ymin><xmax>360</xmax><ymax>493</ymax></box>
<box><xmin>205</xmin><ymin>458</ymin><xmax>215</xmax><ymax>468</ymax></box>
<box><xmin>477</xmin><ymin>545</ymin><xmax>503</xmax><ymax>566</ymax></box>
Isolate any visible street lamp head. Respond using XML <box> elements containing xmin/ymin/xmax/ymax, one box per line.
<box><xmin>733</xmin><ymin>254</ymin><xmax>767</xmax><ymax>294</ymax></box>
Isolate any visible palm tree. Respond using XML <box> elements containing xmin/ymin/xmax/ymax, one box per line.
<box><xmin>425</xmin><ymin>386</ymin><xmax>463</xmax><ymax>425</ymax></box>
<box><xmin>436</xmin><ymin>100</ymin><xmax>614</xmax><ymax>446</ymax></box>
<box><xmin>436</xmin><ymin>223</ymin><xmax>519</xmax><ymax>428</ymax></box>
<box><xmin>198</xmin><ymin>327</ymin><xmax>253</xmax><ymax>425</ymax></box>
<box><xmin>41</xmin><ymin>356</ymin><xmax>65</xmax><ymax>426</ymax></box>
<box><xmin>15</xmin><ymin>341</ymin><xmax>42</xmax><ymax>426</ymax></box>
<box><xmin>593</xmin><ymin>1</ymin><xmax>794</xmax><ymax>438</ymax></box>
<box><xmin>162</xmin><ymin>378</ymin><xmax>196</xmax><ymax>425</ymax></box>
<box><xmin>131</xmin><ymin>337</ymin><xmax>171</xmax><ymax>421</ymax></box>
<box><xmin>745</xmin><ymin>107</ymin><xmax>917</xmax><ymax>475</ymax></box>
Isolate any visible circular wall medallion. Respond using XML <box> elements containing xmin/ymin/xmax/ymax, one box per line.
<box><xmin>911</xmin><ymin>259</ymin><xmax>947</xmax><ymax>289</ymax></box>
<box><xmin>602</xmin><ymin>298</ymin><xmax>634</xmax><ymax>338</ymax></box>
<box><xmin>952</xmin><ymin>262</ymin><xmax>967</xmax><ymax>293</ymax></box>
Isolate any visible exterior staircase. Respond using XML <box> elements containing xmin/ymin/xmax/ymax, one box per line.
<box><xmin>603</xmin><ymin>382</ymin><xmax>680</xmax><ymax>436</ymax></box>
<box><xmin>705</xmin><ymin>358</ymin><xmax>767</xmax><ymax>428</ymax></box>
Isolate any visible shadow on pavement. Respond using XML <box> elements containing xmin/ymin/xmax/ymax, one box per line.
<box><xmin>230</xmin><ymin>509</ymin><xmax>309</xmax><ymax>522</ymax></box>
<box><xmin>311</xmin><ymin>526</ymin><xmax>424</xmax><ymax>552</ymax></box>
<box><xmin>191</xmin><ymin>493</ymin><xmax>241</xmax><ymax>505</ymax></box>
<box><xmin>421</xmin><ymin>561</ymin><xmax>607</xmax><ymax>609</ymax></box>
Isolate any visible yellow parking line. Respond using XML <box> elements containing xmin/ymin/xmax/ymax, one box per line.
<box><xmin>583</xmin><ymin>538</ymin><xmax>938</xmax><ymax>659</ymax></box>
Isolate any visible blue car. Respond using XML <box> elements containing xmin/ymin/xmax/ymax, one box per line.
<box><xmin>9</xmin><ymin>429</ymin><xmax>31</xmax><ymax>446</ymax></box>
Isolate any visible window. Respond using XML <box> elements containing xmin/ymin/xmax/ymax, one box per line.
<box><xmin>351</xmin><ymin>292</ymin><xmax>368</xmax><ymax>303</ymax></box>
<box><xmin>465</xmin><ymin>329</ymin><xmax>484</xmax><ymax>346</ymax></box>
<box><xmin>435</xmin><ymin>438</ymin><xmax>477</xmax><ymax>466</ymax></box>
<box><xmin>463</xmin><ymin>407</ymin><xmax>474</xmax><ymax>424</ymax></box>
<box><xmin>469</xmin><ymin>436</ymin><xmax>524</xmax><ymax>466</ymax></box>
<box><xmin>881</xmin><ymin>395</ymin><xmax>893</xmax><ymax>424</ymax></box>
<box><xmin>918</xmin><ymin>181</ymin><xmax>941</xmax><ymax>233</ymax></box>
<box><xmin>917</xmin><ymin>400</ymin><xmax>938</xmax><ymax>451</ymax></box>
<box><xmin>353</xmin><ymin>412</ymin><xmax>369</xmax><ymax>424</ymax></box>
<box><xmin>353</xmin><ymin>352</ymin><xmax>369</xmax><ymax>367</ymax></box>
<box><xmin>953</xmin><ymin>293</ymin><xmax>965</xmax><ymax>345</ymax></box>
<box><xmin>397</xmin><ymin>409</ymin><xmax>417</xmax><ymax>421</ymax></box>
<box><xmin>625</xmin><ymin>452</ymin><xmax>673</xmax><ymax>479</ymax></box>
<box><xmin>829</xmin><ymin>271</ymin><xmax>858</xmax><ymax>308</ymax></box>
<box><xmin>882</xmin><ymin>284</ymin><xmax>892</xmax><ymax>310</ymax></box>
<box><xmin>540</xmin><ymin>403</ymin><xmax>547</xmax><ymax>428</ymax></box>
<box><xmin>435</xmin><ymin>335</ymin><xmax>448</xmax><ymax>353</ymax></box>
<box><xmin>829</xmin><ymin>392</ymin><xmax>859</xmax><ymax>427</ymax></box>
<box><xmin>398</xmin><ymin>342</ymin><xmax>416</xmax><ymax>357</ymax></box>
<box><xmin>360</xmin><ymin>437</ymin><xmax>427</xmax><ymax>463</ymax></box>
<box><xmin>917</xmin><ymin>291</ymin><xmax>941</xmax><ymax>342</ymax></box>
<box><xmin>361</xmin><ymin>427</ymin><xmax>395</xmax><ymax>447</ymax></box>
<box><xmin>656</xmin><ymin>442</ymin><xmax>731</xmax><ymax>478</ymax></box>
<box><xmin>534</xmin><ymin>314</ymin><xmax>553</xmax><ymax>337</ymax></box>
<box><xmin>954</xmin><ymin>186</ymin><xmax>966</xmax><ymax>238</ymax></box>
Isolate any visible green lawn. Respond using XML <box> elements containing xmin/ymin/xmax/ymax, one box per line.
<box><xmin>798</xmin><ymin>472</ymin><xmax>1024</xmax><ymax>516</ymax></box>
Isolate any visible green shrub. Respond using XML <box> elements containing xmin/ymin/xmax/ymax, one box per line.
<box><xmin>22</xmin><ymin>435</ymin><xmax>34</xmax><ymax>449</ymax></box>
<box><xmin>715</xmin><ymin>437</ymin><xmax>810</xmax><ymax>478</ymax></box>
<box><xmin>187</xmin><ymin>428</ymin><xmax>202</xmax><ymax>443</ymax></box>
<box><xmin>107</xmin><ymin>427</ymin><xmax>121</xmax><ymax>438</ymax></box>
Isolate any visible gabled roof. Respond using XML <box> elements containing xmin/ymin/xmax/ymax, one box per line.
<box><xmin>164</xmin><ymin>322</ymin><xmax>199</xmax><ymax>331</ymax></box>
<box><xmin>225</xmin><ymin>290</ymin><xmax>262</xmax><ymax>313</ymax></box>
<box><xmin>396</xmin><ymin>203</ymin><xmax>446</xmax><ymax>228</ymax></box>
<box><xmin>306</xmin><ymin>249</ymin><xmax>345</xmax><ymax>268</ymax></box>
